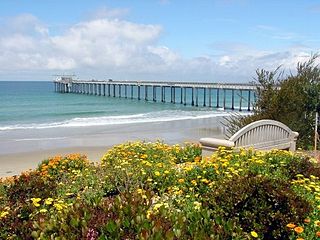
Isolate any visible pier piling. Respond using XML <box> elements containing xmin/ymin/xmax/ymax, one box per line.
<box><xmin>54</xmin><ymin>79</ymin><xmax>257</xmax><ymax>111</ymax></box>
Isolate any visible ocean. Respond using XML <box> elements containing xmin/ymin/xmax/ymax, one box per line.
<box><xmin>0</xmin><ymin>81</ymin><xmax>251</xmax><ymax>130</ymax></box>
<box><xmin>0</xmin><ymin>81</ymin><xmax>253</xmax><ymax>157</ymax></box>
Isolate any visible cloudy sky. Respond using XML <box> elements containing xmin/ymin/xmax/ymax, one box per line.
<box><xmin>0</xmin><ymin>0</ymin><xmax>320</xmax><ymax>82</ymax></box>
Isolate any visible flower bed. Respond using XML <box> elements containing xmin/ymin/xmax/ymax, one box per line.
<box><xmin>1</xmin><ymin>142</ymin><xmax>320</xmax><ymax>239</ymax></box>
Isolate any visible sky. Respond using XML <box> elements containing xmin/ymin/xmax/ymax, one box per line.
<box><xmin>0</xmin><ymin>0</ymin><xmax>320</xmax><ymax>82</ymax></box>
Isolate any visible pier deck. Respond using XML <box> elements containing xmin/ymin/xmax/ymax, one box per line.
<box><xmin>54</xmin><ymin>79</ymin><xmax>257</xmax><ymax>111</ymax></box>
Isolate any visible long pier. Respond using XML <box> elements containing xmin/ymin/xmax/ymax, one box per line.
<box><xmin>54</xmin><ymin>78</ymin><xmax>257</xmax><ymax>111</ymax></box>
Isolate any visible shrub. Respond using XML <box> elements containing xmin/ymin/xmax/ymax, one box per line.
<box><xmin>225</xmin><ymin>55</ymin><xmax>320</xmax><ymax>148</ymax></box>
<box><xmin>207</xmin><ymin>174</ymin><xmax>312</xmax><ymax>239</ymax></box>
<box><xmin>4</xmin><ymin>171</ymin><xmax>57</xmax><ymax>206</ymax></box>
<box><xmin>285</xmin><ymin>155</ymin><xmax>320</xmax><ymax>179</ymax></box>
<box><xmin>101</xmin><ymin>141</ymin><xmax>201</xmax><ymax>193</ymax></box>
<box><xmin>37</xmin><ymin>153</ymin><xmax>89</xmax><ymax>179</ymax></box>
<box><xmin>2</xmin><ymin>142</ymin><xmax>320</xmax><ymax>239</ymax></box>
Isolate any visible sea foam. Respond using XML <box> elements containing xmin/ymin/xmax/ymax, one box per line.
<box><xmin>0</xmin><ymin>110</ymin><xmax>242</xmax><ymax>131</ymax></box>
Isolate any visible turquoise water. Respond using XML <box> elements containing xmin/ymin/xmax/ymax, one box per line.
<box><xmin>0</xmin><ymin>81</ymin><xmax>253</xmax><ymax>131</ymax></box>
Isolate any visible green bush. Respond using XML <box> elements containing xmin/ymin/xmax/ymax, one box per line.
<box><xmin>207</xmin><ymin>174</ymin><xmax>312</xmax><ymax>239</ymax></box>
<box><xmin>225</xmin><ymin>55</ymin><xmax>320</xmax><ymax>148</ymax></box>
<box><xmin>5</xmin><ymin>171</ymin><xmax>57</xmax><ymax>206</ymax></box>
<box><xmin>2</xmin><ymin>143</ymin><xmax>320</xmax><ymax>239</ymax></box>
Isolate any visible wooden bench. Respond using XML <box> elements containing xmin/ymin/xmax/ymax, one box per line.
<box><xmin>200</xmin><ymin>119</ymin><xmax>299</xmax><ymax>153</ymax></box>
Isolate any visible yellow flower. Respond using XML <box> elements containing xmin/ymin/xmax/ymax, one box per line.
<box><xmin>200</xmin><ymin>178</ymin><xmax>209</xmax><ymax>184</ymax></box>
<box><xmin>154</xmin><ymin>171</ymin><xmax>161</xmax><ymax>176</ymax></box>
<box><xmin>137</xmin><ymin>189</ymin><xmax>143</xmax><ymax>194</ymax></box>
<box><xmin>31</xmin><ymin>198</ymin><xmax>42</xmax><ymax>207</ymax></box>
<box><xmin>193</xmin><ymin>201</ymin><xmax>201</xmax><ymax>211</ymax></box>
<box><xmin>178</xmin><ymin>178</ymin><xmax>185</xmax><ymax>183</ymax></box>
<box><xmin>146</xmin><ymin>210</ymin><xmax>152</xmax><ymax>219</ymax></box>
<box><xmin>39</xmin><ymin>209</ymin><xmax>48</xmax><ymax>213</ymax></box>
<box><xmin>251</xmin><ymin>231</ymin><xmax>258</xmax><ymax>238</ymax></box>
<box><xmin>175</xmin><ymin>189</ymin><xmax>183</xmax><ymax>195</ymax></box>
<box><xmin>44</xmin><ymin>198</ymin><xmax>53</xmax><ymax>205</ymax></box>
<box><xmin>153</xmin><ymin>203</ymin><xmax>163</xmax><ymax>211</ymax></box>
<box><xmin>314</xmin><ymin>220</ymin><xmax>320</xmax><ymax>227</ymax></box>
<box><xmin>0</xmin><ymin>211</ymin><xmax>9</xmax><ymax>218</ymax></box>
<box><xmin>191</xmin><ymin>180</ymin><xmax>197</xmax><ymax>186</ymax></box>
<box><xmin>156</xmin><ymin>163</ymin><xmax>163</xmax><ymax>168</ymax></box>
<box><xmin>54</xmin><ymin>203</ymin><xmax>64</xmax><ymax>211</ymax></box>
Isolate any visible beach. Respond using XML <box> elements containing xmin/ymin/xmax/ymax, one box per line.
<box><xmin>0</xmin><ymin>116</ymin><xmax>226</xmax><ymax>177</ymax></box>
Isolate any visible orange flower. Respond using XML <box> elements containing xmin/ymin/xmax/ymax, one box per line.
<box><xmin>294</xmin><ymin>226</ymin><xmax>304</xmax><ymax>234</ymax></box>
<box><xmin>287</xmin><ymin>223</ymin><xmax>296</xmax><ymax>229</ymax></box>
<box><xmin>316</xmin><ymin>231</ymin><xmax>320</xmax><ymax>237</ymax></box>
<box><xmin>304</xmin><ymin>218</ymin><xmax>311</xmax><ymax>223</ymax></box>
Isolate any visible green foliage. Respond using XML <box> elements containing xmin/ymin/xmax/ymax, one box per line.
<box><xmin>101</xmin><ymin>141</ymin><xmax>201</xmax><ymax>193</ymax></box>
<box><xmin>285</xmin><ymin>155</ymin><xmax>320</xmax><ymax>179</ymax></box>
<box><xmin>5</xmin><ymin>171</ymin><xmax>58</xmax><ymax>206</ymax></box>
<box><xmin>208</xmin><ymin>174</ymin><xmax>311</xmax><ymax>239</ymax></box>
<box><xmin>225</xmin><ymin>55</ymin><xmax>320</xmax><ymax>148</ymax></box>
<box><xmin>2</xmin><ymin>142</ymin><xmax>320</xmax><ymax>239</ymax></box>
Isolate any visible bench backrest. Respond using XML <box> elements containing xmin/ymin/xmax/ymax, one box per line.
<box><xmin>229</xmin><ymin>119</ymin><xmax>297</xmax><ymax>150</ymax></box>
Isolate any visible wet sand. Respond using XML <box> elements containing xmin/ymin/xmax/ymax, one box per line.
<box><xmin>0</xmin><ymin>116</ymin><xmax>226</xmax><ymax>177</ymax></box>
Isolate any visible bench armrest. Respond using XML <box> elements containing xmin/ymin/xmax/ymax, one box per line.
<box><xmin>200</xmin><ymin>137</ymin><xmax>235</xmax><ymax>149</ymax></box>
<box><xmin>292</xmin><ymin>131</ymin><xmax>299</xmax><ymax>139</ymax></box>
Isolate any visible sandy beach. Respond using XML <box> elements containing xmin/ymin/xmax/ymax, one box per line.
<box><xmin>0</xmin><ymin>116</ymin><xmax>226</xmax><ymax>177</ymax></box>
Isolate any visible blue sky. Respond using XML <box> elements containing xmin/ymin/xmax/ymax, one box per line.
<box><xmin>0</xmin><ymin>0</ymin><xmax>319</xmax><ymax>82</ymax></box>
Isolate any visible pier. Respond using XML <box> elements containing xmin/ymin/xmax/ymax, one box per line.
<box><xmin>54</xmin><ymin>77</ymin><xmax>257</xmax><ymax>111</ymax></box>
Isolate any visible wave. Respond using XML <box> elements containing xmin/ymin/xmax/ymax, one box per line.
<box><xmin>0</xmin><ymin>110</ymin><xmax>249</xmax><ymax>131</ymax></box>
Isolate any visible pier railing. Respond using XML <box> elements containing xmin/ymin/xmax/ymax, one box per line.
<box><xmin>53</xmin><ymin>79</ymin><xmax>257</xmax><ymax>111</ymax></box>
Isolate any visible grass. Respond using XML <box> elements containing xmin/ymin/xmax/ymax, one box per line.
<box><xmin>1</xmin><ymin>141</ymin><xmax>320</xmax><ymax>239</ymax></box>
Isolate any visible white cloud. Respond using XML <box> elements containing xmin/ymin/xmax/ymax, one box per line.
<box><xmin>46</xmin><ymin>57</ymin><xmax>76</xmax><ymax>70</ymax></box>
<box><xmin>219</xmin><ymin>55</ymin><xmax>232</xmax><ymax>66</ymax></box>
<box><xmin>147</xmin><ymin>46</ymin><xmax>180</xmax><ymax>64</ymax></box>
<box><xmin>0</xmin><ymin>13</ymin><xmax>318</xmax><ymax>82</ymax></box>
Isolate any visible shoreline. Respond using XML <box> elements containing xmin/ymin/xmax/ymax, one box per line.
<box><xmin>0</xmin><ymin>116</ymin><xmax>227</xmax><ymax>177</ymax></box>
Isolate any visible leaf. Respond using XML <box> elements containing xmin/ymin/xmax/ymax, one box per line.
<box><xmin>165</xmin><ymin>230</ymin><xmax>175</xmax><ymax>240</ymax></box>
<box><xmin>123</xmin><ymin>218</ymin><xmax>130</xmax><ymax>228</ymax></box>
<box><xmin>106</xmin><ymin>220</ymin><xmax>117</xmax><ymax>233</ymax></box>
<box><xmin>70</xmin><ymin>217</ymin><xmax>79</xmax><ymax>228</ymax></box>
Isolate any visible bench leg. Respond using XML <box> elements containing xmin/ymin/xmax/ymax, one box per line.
<box><xmin>289</xmin><ymin>141</ymin><xmax>296</xmax><ymax>151</ymax></box>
